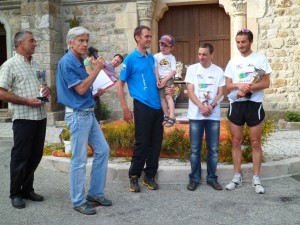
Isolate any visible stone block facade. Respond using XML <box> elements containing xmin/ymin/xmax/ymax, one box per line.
<box><xmin>0</xmin><ymin>0</ymin><xmax>299</xmax><ymax>123</ymax></box>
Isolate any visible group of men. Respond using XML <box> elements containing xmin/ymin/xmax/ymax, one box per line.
<box><xmin>0</xmin><ymin>25</ymin><xmax>271</xmax><ymax>214</ymax></box>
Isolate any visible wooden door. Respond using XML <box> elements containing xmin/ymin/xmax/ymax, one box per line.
<box><xmin>158</xmin><ymin>4</ymin><xmax>230</xmax><ymax>106</ymax></box>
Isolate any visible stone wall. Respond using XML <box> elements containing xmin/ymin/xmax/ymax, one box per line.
<box><xmin>62</xmin><ymin>1</ymin><xmax>137</xmax><ymax>120</ymax></box>
<box><xmin>257</xmin><ymin>0</ymin><xmax>300</xmax><ymax>113</ymax></box>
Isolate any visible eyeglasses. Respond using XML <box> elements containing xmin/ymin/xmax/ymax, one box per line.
<box><xmin>159</xmin><ymin>42</ymin><xmax>171</xmax><ymax>48</ymax></box>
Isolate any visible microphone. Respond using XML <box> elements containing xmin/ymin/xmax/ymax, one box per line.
<box><xmin>88</xmin><ymin>47</ymin><xmax>99</xmax><ymax>59</ymax></box>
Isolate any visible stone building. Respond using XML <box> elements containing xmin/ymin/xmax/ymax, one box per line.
<box><xmin>0</xmin><ymin>0</ymin><xmax>299</xmax><ymax>124</ymax></box>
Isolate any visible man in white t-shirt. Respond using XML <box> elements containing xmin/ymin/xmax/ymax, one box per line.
<box><xmin>185</xmin><ymin>43</ymin><xmax>225</xmax><ymax>191</ymax></box>
<box><xmin>225</xmin><ymin>29</ymin><xmax>272</xmax><ymax>194</ymax></box>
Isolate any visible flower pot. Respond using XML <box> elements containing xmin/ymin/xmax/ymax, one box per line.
<box><xmin>63</xmin><ymin>140</ymin><xmax>71</xmax><ymax>154</ymax></box>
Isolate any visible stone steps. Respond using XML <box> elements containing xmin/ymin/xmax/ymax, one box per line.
<box><xmin>0</xmin><ymin>109</ymin><xmax>11</xmax><ymax>122</ymax></box>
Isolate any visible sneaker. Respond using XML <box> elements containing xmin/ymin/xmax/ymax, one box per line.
<box><xmin>74</xmin><ymin>202</ymin><xmax>96</xmax><ymax>215</ymax></box>
<box><xmin>129</xmin><ymin>176</ymin><xmax>141</xmax><ymax>192</ymax></box>
<box><xmin>207</xmin><ymin>181</ymin><xmax>223</xmax><ymax>190</ymax></box>
<box><xmin>226</xmin><ymin>176</ymin><xmax>242</xmax><ymax>191</ymax></box>
<box><xmin>187</xmin><ymin>181</ymin><xmax>198</xmax><ymax>191</ymax></box>
<box><xmin>86</xmin><ymin>195</ymin><xmax>112</xmax><ymax>206</ymax></box>
<box><xmin>142</xmin><ymin>176</ymin><xmax>159</xmax><ymax>190</ymax></box>
<box><xmin>252</xmin><ymin>177</ymin><xmax>265</xmax><ymax>194</ymax></box>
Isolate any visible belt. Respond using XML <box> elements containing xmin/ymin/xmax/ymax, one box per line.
<box><xmin>65</xmin><ymin>106</ymin><xmax>94</xmax><ymax>113</ymax></box>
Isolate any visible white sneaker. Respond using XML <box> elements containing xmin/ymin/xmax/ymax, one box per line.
<box><xmin>252</xmin><ymin>177</ymin><xmax>265</xmax><ymax>194</ymax></box>
<box><xmin>226</xmin><ymin>176</ymin><xmax>242</xmax><ymax>190</ymax></box>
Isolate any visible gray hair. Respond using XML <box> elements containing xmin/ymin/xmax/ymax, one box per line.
<box><xmin>66</xmin><ymin>26</ymin><xmax>90</xmax><ymax>48</ymax></box>
<box><xmin>14</xmin><ymin>31</ymin><xmax>33</xmax><ymax>48</ymax></box>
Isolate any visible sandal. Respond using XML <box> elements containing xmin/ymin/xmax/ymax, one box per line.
<box><xmin>164</xmin><ymin>117</ymin><xmax>176</xmax><ymax>128</ymax></box>
<box><xmin>162</xmin><ymin>115</ymin><xmax>169</xmax><ymax>126</ymax></box>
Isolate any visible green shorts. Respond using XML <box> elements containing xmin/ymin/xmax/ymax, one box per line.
<box><xmin>159</xmin><ymin>78</ymin><xmax>174</xmax><ymax>98</ymax></box>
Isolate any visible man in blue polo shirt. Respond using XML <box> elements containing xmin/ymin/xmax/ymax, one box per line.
<box><xmin>117</xmin><ymin>25</ymin><xmax>170</xmax><ymax>192</ymax></box>
<box><xmin>56</xmin><ymin>26</ymin><xmax>111</xmax><ymax>215</ymax></box>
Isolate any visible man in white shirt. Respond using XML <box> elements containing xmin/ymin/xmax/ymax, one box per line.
<box><xmin>225</xmin><ymin>29</ymin><xmax>272</xmax><ymax>194</ymax></box>
<box><xmin>185</xmin><ymin>43</ymin><xmax>225</xmax><ymax>191</ymax></box>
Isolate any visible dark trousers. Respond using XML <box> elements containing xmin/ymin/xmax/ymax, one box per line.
<box><xmin>129</xmin><ymin>100</ymin><xmax>164</xmax><ymax>178</ymax></box>
<box><xmin>10</xmin><ymin>119</ymin><xmax>47</xmax><ymax>198</ymax></box>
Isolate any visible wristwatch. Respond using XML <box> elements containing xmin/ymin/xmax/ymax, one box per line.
<box><xmin>210</xmin><ymin>103</ymin><xmax>216</xmax><ymax>109</ymax></box>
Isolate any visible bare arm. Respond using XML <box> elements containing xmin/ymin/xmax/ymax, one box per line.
<box><xmin>210</xmin><ymin>86</ymin><xmax>224</xmax><ymax>107</ymax></box>
<box><xmin>0</xmin><ymin>87</ymin><xmax>43</xmax><ymax>107</ymax></box>
<box><xmin>117</xmin><ymin>80</ymin><xmax>133</xmax><ymax>123</ymax></box>
<box><xmin>249</xmin><ymin>74</ymin><xmax>270</xmax><ymax>92</ymax></box>
<box><xmin>159</xmin><ymin>70</ymin><xmax>176</xmax><ymax>88</ymax></box>
<box><xmin>155</xmin><ymin>67</ymin><xmax>160</xmax><ymax>87</ymax></box>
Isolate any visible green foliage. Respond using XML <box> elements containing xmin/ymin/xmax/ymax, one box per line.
<box><xmin>43</xmin><ymin>143</ymin><xmax>64</xmax><ymax>156</ymax></box>
<box><xmin>69</xmin><ymin>15</ymin><xmax>80</xmax><ymax>28</ymax></box>
<box><xmin>220</xmin><ymin>119</ymin><xmax>276</xmax><ymax>164</ymax></box>
<box><xmin>46</xmin><ymin>119</ymin><xmax>276</xmax><ymax>163</ymax></box>
<box><xmin>285</xmin><ymin>111</ymin><xmax>300</xmax><ymax>122</ymax></box>
<box><xmin>102</xmin><ymin>122</ymin><xmax>135</xmax><ymax>158</ymax></box>
<box><xmin>59</xmin><ymin>123</ymin><xmax>70</xmax><ymax>142</ymax></box>
<box><xmin>162</xmin><ymin>128</ymin><xmax>190</xmax><ymax>161</ymax></box>
<box><xmin>100</xmin><ymin>100</ymin><xmax>112</xmax><ymax>120</ymax></box>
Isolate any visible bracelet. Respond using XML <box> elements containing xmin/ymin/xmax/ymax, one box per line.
<box><xmin>210</xmin><ymin>103</ymin><xmax>216</xmax><ymax>109</ymax></box>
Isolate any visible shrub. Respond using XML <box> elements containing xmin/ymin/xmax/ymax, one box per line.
<box><xmin>220</xmin><ymin>119</ymin><xmax>276</xmax><ymax>163</ymax></box>
<box><xmin>285</xmin><ymin>111</ymin><xmax>300</xmax><ymax>122</ymax></box>
<box><xmin>45</xmin><ymin>119</ymin><xmax>276</xmax><ymax>163</ymax></box>
<box><xmin>162</xmin><ymin>128</ymin><xmax>190</xmax><ymax>160</ymax></box>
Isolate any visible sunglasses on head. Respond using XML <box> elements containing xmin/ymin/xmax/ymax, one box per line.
<box><xmin>238</xmin><ymin>28</ymin><xmax>250</xmax><ymax>33</ymax></box>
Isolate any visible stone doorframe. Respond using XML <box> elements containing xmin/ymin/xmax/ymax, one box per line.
<box><xmin>0</xmin><ymin>13</ymin><xmax>13</xmax><ymax>60</ymax></box>
<box><xmin>137</xmin><ymin>0</ymin><xmax>252</xmax><ymax>57</ymax></box>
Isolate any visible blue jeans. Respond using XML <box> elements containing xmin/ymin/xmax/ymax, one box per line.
<box><xmin>189</xmin><ymin>119</ymin><xmax>220</xmax><ymax>183</ymax></box>
<box><xmin>65</xmin><ymin>111</ymin><xmax>109</xmax><ymax>207</ymax></box>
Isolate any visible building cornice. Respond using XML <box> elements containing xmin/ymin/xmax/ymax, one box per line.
<box><xmin>0</xmin><ymin>0</ymin><xmax>21</xmax><ymax>10</ymax></box>
<box><xmin>62</xmin><ymin>0</ymin><xmax>136</xmax><ymax>6</ymax></box>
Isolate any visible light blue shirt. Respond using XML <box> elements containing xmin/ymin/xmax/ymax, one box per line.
<box><xmin>56</xmin><ymin>51</ymin><xmax>95</xmax><ymax>110</ymax></box>
<box><xmin>119</xmin><ymin>49</ymin><xmax>161</xmax><ymax>110</ymax></box>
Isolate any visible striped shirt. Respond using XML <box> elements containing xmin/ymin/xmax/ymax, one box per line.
<box><xmin>0</xmin><ymin>53</ymin><xmax>47</xmax><ymax>121</ymax></box>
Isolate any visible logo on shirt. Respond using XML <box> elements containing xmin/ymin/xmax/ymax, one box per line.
<box><xmin>198</xmin><ymin>83</ymin><xmax>213</xmax><ymax>89</ymax></box>
<box><xmin>159</xmin><ymin>59</ymin><xmax>170</xmax><ymax>66</ymax></box>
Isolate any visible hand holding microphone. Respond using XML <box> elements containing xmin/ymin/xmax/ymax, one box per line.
<box><xmin>88</xmin><ymin>47</ymin><xmax>106</xmax><ymax>71</ymax></box>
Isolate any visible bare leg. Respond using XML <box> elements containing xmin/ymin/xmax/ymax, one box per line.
<box><xmin>229</xmin><ymin>122</ymin><xmax>244</xmax><ymax>174</ymax></box>
<box><xmin>165</xmin><ymin>94</ymin><xmax>175</xmax><ymax>119</ymax></box>
<box><xmin>249</xmin><ymin>122</ymin><xmax>263</xmax><ymax>176</ymax></box>
<box><xmin>160</xmin><ymin>97</ymin><xmax>169</xmax><ymax>117</ymax></box>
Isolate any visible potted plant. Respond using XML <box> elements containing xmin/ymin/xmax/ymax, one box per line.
<box><xmin>59</xmin><ymin>124</ymin><xmax>71</xmax><ymax>154</ymax></box>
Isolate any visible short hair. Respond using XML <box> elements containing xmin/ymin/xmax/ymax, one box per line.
<box><xmin>236</xmin><ymin>28</ymin><xmax>253</xmax><ymax>42</ymax></box>
<box><xmin>133</xmin><ymin>26</ymin><xmax>150</xmax><ymax>42</ymax></box>
<box><xmin>114</xmin><ymin>54</ymin><xmax>124</xmax><ymax>63</ymax></box>
<box><xmin>14</xmin><ymin>31</ymin><xmax>32</xmax><ymax>48</ymax></box>
<box><xmin>66</xmin><ymin>26</ymin><xmax>89</xmax><ymax>48</ymax></box>
<box><xmin>199</xmin><ymin>42</ymin><xmax>214</xmax><ymax>54</ymax></box>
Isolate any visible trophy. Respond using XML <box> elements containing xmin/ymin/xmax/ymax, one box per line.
<box><xmin>36</xmin><ymin>70</ymin><xmax>49</xmax><ymax>102</ymax></box>
<box><xmin>227</xmin><ymin>68</ymin><xmax>265</xmax><ymax>102</ymax></box>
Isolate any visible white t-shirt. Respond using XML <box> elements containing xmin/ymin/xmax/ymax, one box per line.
<box><xmin>184</xmin><ymin>63</ymin><xmax>225</xmax><ymax>121</ymax></box>
<box><xmin>154</xmin><ymin>52</ymin><xmax>176</xmax><ymax>79</ymax></box>
<box><xmin>224</xmin><ymin>52</ymin><xmax>272</xmax><ymax>103</ymax></box>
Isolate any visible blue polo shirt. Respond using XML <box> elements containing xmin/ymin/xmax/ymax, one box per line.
<box><xmin>56</xmin><ymin>51</ymin><xmax>95</xmax><ymax>109</ymax></box>
<box><xmin>119</xmin><ymin>49</ymin><xmax>161</xmax><ymax>110</ymax></box>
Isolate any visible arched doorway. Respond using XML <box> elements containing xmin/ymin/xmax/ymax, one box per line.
<box><xmin>158</xmin><ymin>4</ymin><xmax>230</xmax><ymax>107</ymax></box>
<box><xmin>0</xmin><ymin>23</ymin><xmax>8</xmax><ymax>109</ymax></box>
